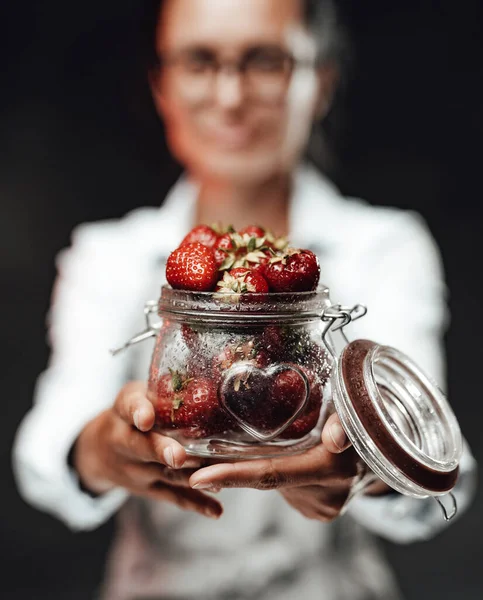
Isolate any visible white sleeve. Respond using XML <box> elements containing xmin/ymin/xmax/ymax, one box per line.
<box><xmin>12</xmin><ymin>223</ymin><xmax>145</xmax><ymax>531</ymax></box>
<box><xmin>345</xmin><ymin>211</ymin><xmax>477</xmax><ymax>543</ymax></box>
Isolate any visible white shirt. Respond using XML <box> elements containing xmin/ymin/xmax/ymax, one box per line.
<box><xmin>13</xmin><ymin>165</ymin><xmax>476</xmax><ymax>600</ymax></box>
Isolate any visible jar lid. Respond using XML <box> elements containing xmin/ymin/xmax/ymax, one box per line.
<box><xmin>332</xmin><ymin>339</ymin><xmax>462</xmax><ymax>498</ymax></box>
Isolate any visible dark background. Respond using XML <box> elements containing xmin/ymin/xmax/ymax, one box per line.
<box><xmin>1</xmin><ymin>0</ymin><xmax>482</xmax><ymax>598</ymax></box>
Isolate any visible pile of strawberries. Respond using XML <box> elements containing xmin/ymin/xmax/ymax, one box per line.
<box><xmin>151</xmin><ymin>224</ymin><xmax>330</xmax><ymax>442</ymax></box>
<box><xmin>151</xmin><ymin>324</ymin><xmax>331</xmax><ymax>441</ymax></box>
<box><xmin>165</xmin><ymin>224</ymin><xmax>321</xmax><ymax>296</ymax></box>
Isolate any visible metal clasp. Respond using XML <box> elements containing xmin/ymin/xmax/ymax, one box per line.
<box><xmin>321</xmin><ymin>304</ymin><xmax>367</xmax><ymax>358</ymax></box>
<box><xmin>434</xmin><ymin>492</ymin><xmax>458</xmax><ymax>521</ymax></box>
<box><xmin>110</xmin><ymin>301</ymin><xmax>161</xmax><ymax>356</ymax></box>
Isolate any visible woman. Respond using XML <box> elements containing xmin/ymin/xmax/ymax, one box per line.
<box><xmin>13</xmin><ymin>1</ymin><xmax>476</xmax><ymax>599</ymax></box>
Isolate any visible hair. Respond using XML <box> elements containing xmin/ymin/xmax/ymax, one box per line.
<box><xmin>140</xmin><ymin>0</ymin><xmax>350</xmax><ymax>174</ymax></box>
<box><xmin>142</xmin><ymin>0</ymin><xmax>346</xmax><ymax>68</ymax></box>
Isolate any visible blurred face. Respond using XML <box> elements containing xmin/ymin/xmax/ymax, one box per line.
<box><xmin>151</xmin><ymin>0</ymin><xmax>331</xmax><ymax>184</ymax></box>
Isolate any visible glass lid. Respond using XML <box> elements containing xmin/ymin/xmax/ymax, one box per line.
<box><xmin>333</xmin><ymin>339</ymin><xmax>462</xmax><ymax>498</ymax></box>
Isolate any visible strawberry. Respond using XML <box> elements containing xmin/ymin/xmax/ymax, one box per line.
<box><xmin>214</xmin><ymin>232</ymin><xmax>273</xmax><ymax>273</ymax></box>
<box><xmin>278</xmin><ymin>407</ymin><xmax>321</xmax><ymax>439</ymax></box>
<box><xmin>214</xmin><ymin>233</ymin><xmax>237</xmax><ymax>267</ymax></box>
<box><xmin>260</xmin><ymin>325</ymin><xmax>285</xmax><ymax>361</ymax></box>
<box><xmin>171</xmin><ymin>377</ymin><xmax>225</xmax><ymax>434</ymax></box>
<box><xmin>264</xmin><ymin>230</ymin><xmax>290</xmax><ymax>253</ymax></box>
<box><xmin>211</xmin><ymin>222</ymin><xmax>236</xmax><ymax>236</ymax></box>
<box><xmin>181</xmin><ymin>324</ymin><xmax>204</xmax><ymax>352</ymax></box>
<box><xmin>242</xmin><ymin>250</ymin><xmax>271</xmax><ymax>276</ymax></box>
<box><xmin>268</xmin><ymin>365</ymin><xmax>322</xmax><ymax>427</ymax></box>
<box><xmin>154</xmin><ymin>369</ymin><xmax>192</xmax><ymax>428</ymax></box>
<box><xmin>279</xmin><ymin>329</ymin><xmax>332</xmax><ymax>386</ymax></box>
<box><xmin>166</xmin><ymin>242</ymin><xmax>218</xmax><ymax>292</ymax></box>
<box><xmin>180</xmin><ymin>225</ymin><xmax>219</xmax><ymax>249</ymax></box>
<box><xmin>212</xmin><ymin>338</ymin><xmax>269</xmax><ymax>382</ymax></box>
<box><xmin>264</xmin><ymin>248</ymin><xmax>320</xmax><ymax>292</ymax></box>
<box><xmin>156</xmin><ymin>370</ymin><xmax>233</xmax><ymax>438</ymax></box>
<box><xmin>270</xmin><ymin>366</ymin><xmax>323</xmax><ymax>440</ymax></box>
<box><xmin>266</xmin><ymin>368</ymin><xmax>307</xmax><ymax>429</ymax></box>
<box><xmin>215</xmin><ymin>268</ymin><xmax>269</xmax><ymax>302</ymax></box>
<box><xmin>279</xmin><ymin>365</ymin><xmax>323</xmax><ymax>439</ymax></box>
<box><xmin>154</xmin><ymin>374</ymin><xmax>175</xmax><ymax>427</ymax></box>
<box><xmin>182</xmin><ymin>324</ymin><xmax>212</xmax><ymax>378</ymax></box>
<box><xmin>222</xmin><ymin>367</ymin><xmax>272</xmax><ymax>430</ymax></box>
<box><xmin>239</xmin><ymin>225</ymin><xmax>266</xmax><ymax>238</ymax></box>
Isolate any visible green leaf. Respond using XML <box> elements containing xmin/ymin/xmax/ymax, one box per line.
<box><xmin>220</xmin><ymin>255</ymin><xmax>236</xmax><ymax>271</ymax></box>
<box><xmin>169</xmin><ymin>369</ymin><xmax>190</xmax><ymax>392</ymax></box>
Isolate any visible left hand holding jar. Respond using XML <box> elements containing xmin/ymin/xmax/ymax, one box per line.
<box><xmin>189</xmin><ymin>413</ymin><xmax>388</xmax><ymax>522</ymax></box>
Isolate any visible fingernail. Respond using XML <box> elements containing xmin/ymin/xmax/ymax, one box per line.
<box><xmin>205</xmin><ymin>506</ymin><xmax>221</xmax><ymax>519</ymax></box>
<box><xmin>163</xmin><ymin>447</ymin><xmax>176</xmax><ymax>469</ymax></box>
<box><xmin>329</xmin><ymin>423</ymin><xmax>348</xmax><ymax>451</ymax></box>
<box><xmin>134</xmin><ymin>407</ymin><xmax>151</xmax><ymax>431</ymax></box>
<box><xmin>191</xmin><ymin>481</ymin><xmax>213</xmax><ymax>491</ymax></box>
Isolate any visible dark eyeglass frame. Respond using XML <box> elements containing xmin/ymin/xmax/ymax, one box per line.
<box><xmin>157</xmin><ymin>46</ymin><xmax>316</xmax><ymax>73</ymax></box>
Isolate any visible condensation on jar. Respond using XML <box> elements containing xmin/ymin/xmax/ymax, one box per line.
<box><xmin>146</xmin><ymin>286</ymin><xmax>336</xmax><ymax>459</ymax></box>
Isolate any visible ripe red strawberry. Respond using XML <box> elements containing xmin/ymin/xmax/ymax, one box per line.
<box><xmin>214</xmin><ymin>232</ymin><xmax>272</xmax><ymax>273</ymax></box>
<box><xmin>171</xmin><ymin>378</ymin><xmax>222</xmax><ymax>430</ymax></box>
<box><xmin>153</xmin><ymin>374</ymin><xmax>174</xmax><ymax>427</ymax></box>
<box><xmin>154</xmin><ymin>369</ymin><xmax>192</xmax><ymax>428</ymax></box>
<box><xmin>277</xmin><ymin>366</ymin><xmax>323</xmax><ymax>439</ymax></box>
<box><xmin>278</xmin><ymin>329</ymin><xmax>332</xmax><ymax>386</ymax></box>
<box><xmin>262</xmin><ymin>365</ymin><xmax>322</xmax><ymax>433</ymax></box>
<box><xmin>264</xmin><ymin>249</ymin><xmax>320</xmax><ymax>292</ymax></box>
<box><xmin>215</xmin><ymin>268</ymin><xmax>269</xmax><ymax>302</ymax></box>
<box><xmin>278</xmin><ymin>407</ymin><xmax>321</xmax><ymax>439</ymax></box>
<box><xmin>242</xmin><ymin>250</ymin><xmax>271</xmax><ymax>276</ymax></box>
<box><xmin>212</xmin><ymin>338</ymin><xmax>269</xmax><ymax>382</ymax></box>
<box><xmin>239</xmin><ymin>225</ymin><xmax>266</xmax><ymax>238</ymax></box>
<box><xmin>260</xmin><ymin>325</ymin><xmax>285</xmax><ymax>361</ymax></box>
<box><xmin>166</xmin><ymin>242</ymin><xmax>218</xmax><ymax>292</ymax></box>
<box><xmin>180</xmin><ymin>225</ymin><xmax>219</xmax><ymax>249</ymax></box>
<box><xmin>214</xmin><ymin>233</ymin><xmax>237</xmax><ymax>267</ymax></box>
<box><xmin>181</xmin><ymin>324</ymin><xmax>203</xmax><ymax>352</ymax></box>
<box><xmin>264</xmin><ymin>230</ymin><xmax>290</xmax><ymax>252</ymax></box>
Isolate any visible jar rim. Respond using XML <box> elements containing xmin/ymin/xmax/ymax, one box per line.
<box><xmin>158</xmin><ymin>285</ymin><xmax>332</xmax><ymax>324</ymax></box>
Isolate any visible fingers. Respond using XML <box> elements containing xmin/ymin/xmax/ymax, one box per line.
<box><xmin>190</xmin><ymin>443</ymin><xmax>361</xmax><ymax>492</ymax></box>
<box><xmin>321</xmin><ymin>413</ymin><xmax>352</xmax><ymax>454</ymax></box>
<box><xmin>132</xmin><ymin>483</ymin><xmax>223</xmax><ymax>520</ymax></box>
<box><xmin>281</xmin><ymin>486</ymin><xmax>350</xmax><ymax>523</ymax></box>
<box><xmin>123</xmin><ymin>461</ymin><xmax>200</xmax><ymax>488</ymax></box>
<box><xmin>115</xmin><ymin>424</ymin><xmax>188</xmax><ymax>469</ymax></box>
<box><xmin>113</xmin><ymin>381</ymin><xmax>155</xmax><ymax>432</ymax></box>
<box><xmin>190</xmin><ymin>458</ymin><xmax>301</xmax><ymax>491</ymax></box>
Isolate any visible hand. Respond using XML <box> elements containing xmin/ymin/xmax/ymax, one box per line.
<box><xmin>73</xmin><ymin>381</ymin><xmax>223</xmax><ymax>519</ymax></box>
<box><xmin>189</xmin><ymin>413</ymin><xmax>384</xmax><ymax>522</ymax></box>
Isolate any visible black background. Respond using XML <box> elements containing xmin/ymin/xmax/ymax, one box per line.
<box><xmin>1</xmin><ymin>1</ymin><xmax>482</xmax><ymax>598</ymax></box>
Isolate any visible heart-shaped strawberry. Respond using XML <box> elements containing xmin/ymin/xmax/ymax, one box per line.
<box><xmin>219</xmin><ymin>363</ymin><xmax>310</xmax><ymax>441</ymax></box>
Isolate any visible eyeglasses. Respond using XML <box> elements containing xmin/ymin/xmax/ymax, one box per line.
<box><xmin>157</xmin><ymin>46</ymin><xmax>315</xmax><ymax>103</ymax></box>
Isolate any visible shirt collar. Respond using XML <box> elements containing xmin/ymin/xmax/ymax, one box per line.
<box><xmin>157</xmin><ymin>163</ymin><xmax>344</xmax><ymax>256</ymax></box>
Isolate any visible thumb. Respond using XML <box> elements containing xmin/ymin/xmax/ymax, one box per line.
<box><xmin>321</xmin><ymin>412</ymin><xmax>352</xmax><ymax>454</ymax></box>
<box><xmin>114</xmin><ymin>381</ymin><xmax>156</xmax><ymax>432</ymax></box>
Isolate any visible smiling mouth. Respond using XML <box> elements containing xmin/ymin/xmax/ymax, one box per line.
<box><xmin>207</xmin><ymin>126</ymin><xmax>253</xmax><ymax>149</ymax></box>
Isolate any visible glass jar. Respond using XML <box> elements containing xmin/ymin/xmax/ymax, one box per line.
<box><xmin>113</xmin><ymin>284</ymin><xmax>463</xmax><ymax>520</ymax></box>
<box><xmin>147</xmin><ymin>286</ymin><xmax>335</xmax><ymax>459</ymax></box>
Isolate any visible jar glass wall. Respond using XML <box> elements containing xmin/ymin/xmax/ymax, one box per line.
<box><xmin>147</xmin><ymin>287</ymin><xmax>335</xmax><ymax>458</ymax></box>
